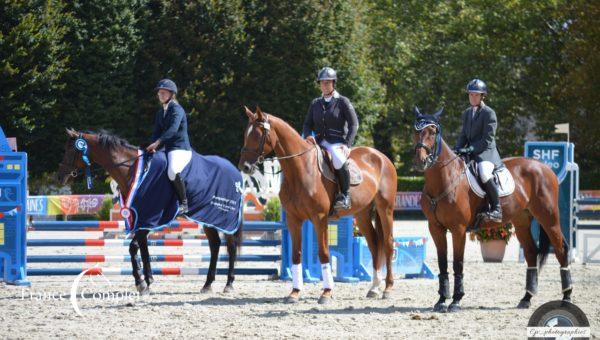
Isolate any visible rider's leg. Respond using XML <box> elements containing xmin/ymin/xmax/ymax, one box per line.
<box><xmin>478</xmin><ymin>161</ymin><xmax>502</xmax><ymax>222</ymax></box>
<box><xmin>323</xmin><ymin>141</ymin><xmax>351</xmax><ymax>210</ymax></box>
<box><xmin>167</xmin><ymin>150</ymin><xmax>192</xmax><ymax>215</ymax></box>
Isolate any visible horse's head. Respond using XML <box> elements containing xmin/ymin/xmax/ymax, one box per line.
<box><xmin>412</xmin><ymin>106</ymin><xmax>443</xmax><ymax>171</ymax></box>
<box><xmin>57</xmin><ymin>128</ymin><xmax>88</xmax><ymax>185</ymax></box>
<box><xmin>238</xmin><ymin>106</ymin><xmax>277</xmax><ymax>174</ymax></box>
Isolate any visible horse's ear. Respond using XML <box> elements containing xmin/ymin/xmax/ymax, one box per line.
<box><xmin>256</xmin><ymin>106</ymin><xmax>265</xmax><ymax>120</ymax></box>
<box><xmin>414</xmin><ymin>106</ymin><xmax>422</xmax><ymax>118</ymax></box>
<box><xmin>66</xmin><ymin>128</ymin><xmax>78</xmax><ymax>138</ymax></box>
<box><xmin>433</xmin><ymin>107</ymin><xmax>444</xmax><ymax>120</ymax></box>
<box><xmin>244</xmin><ymin>106</ymin><xmax>256</xmax><ymax>121</ymax></box>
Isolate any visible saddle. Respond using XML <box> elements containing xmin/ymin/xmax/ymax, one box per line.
<box><xmin>313</xmin><ymin>143</ymin><xmax>363</xmax><ymax>186</ymax></box>
<box><xmin>465</xmin><ymin>160</ymin><xmax>515</xmax><ymax>198</ymax></box>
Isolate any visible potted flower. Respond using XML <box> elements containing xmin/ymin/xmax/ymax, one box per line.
<box><xmin>469</xmin><ymin>223</ymin><xmax>514</xmax><ymax>262</ymax></box>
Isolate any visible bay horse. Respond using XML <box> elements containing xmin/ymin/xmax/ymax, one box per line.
<box><xmin>412</xmin><ymin>108</ymin><xmax>571</xmax><ymax>312</ymax></box>
<box><xmin>238</xmin><ymin>107</ymin><xmax>397</xmax><ymax>304</ymax></box>
<box><xmin>57</xmin><ymin>129</ymin><xmax>242</xmax><ymax>295</ymax></box>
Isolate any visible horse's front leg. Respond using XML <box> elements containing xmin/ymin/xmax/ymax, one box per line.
<box><xmin>138</xmin><ymin>230</ymin><xmax>153</xmax><ymax>288</ymax></box>
<box><xmin>448</xmin><ymin>227</ymin><xmax>466</xmax><ymax>312</ymax></box>
<box><xmin>284</xmin><ymin>214</ymin><xmax>303</xmax><ymax>303</ymax></box>
<box><xmin>429</xmin><ymin>222</ymin><xmax>450</xmax><ymax>312</ymax></box>
<box><xmin>129</xmin><ymin>231</ymin><xmax>150</xmax><ymax>295</ymax></box>
<box><xmin>314</xmin><ymin>216</ymin><xmax>334</xmax><ymax>305</ymax></box>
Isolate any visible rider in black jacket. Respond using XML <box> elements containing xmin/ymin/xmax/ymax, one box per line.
<box><xmin>302</xmin><ymin>67</ymin><xmax>359</xmax><ymax>211</ymax></box>
<box><xmin>455</xmin><ymin>79</ymin><xmax>503</xmax><ymax>222</ymax></box>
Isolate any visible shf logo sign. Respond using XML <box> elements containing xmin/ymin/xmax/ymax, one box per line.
<box><xmin>525</xmin><ymin>142</ymin><xmax>570</xmax><ymax>183</ymax></box>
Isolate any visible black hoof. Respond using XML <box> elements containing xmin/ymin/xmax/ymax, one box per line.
<box><xmin>223</xmin><ymin>285</ymin><xmax>234</xmax><ymax>294</ymax></box>
<box><xmin>318</xmin><ymin>295</ymin><xmax>332</xmax><ymax>305</ymax></box>
<box><xmin>448</xmin><ymin>301</ymin><xmax>461</xmax><ymax>312</ymax></box>
<box><xmin>517</xmin><ymin>299</ymin><xmax>531</xmax><ymax>309</ymax></box>
<box><xmin>200</xmin><ymin>286</ymin><xmax>213</xmax><ymax>294</ymax></box>
<box><xmin>284</xmin><ymin>295</ymin><xmax>299</xmax><ymax>304</ymax></box>
<box><xmin>366</xmin><ymin>290</ymin><xmax>379</xmax><ymax>299</ymax></box>
<box><xmin>382</xmin><ymin>291</ymin><xmax>392</xmax><ymax>300</ymax></box>
<box><xmin>433</xmin><ymin>302</ymin><xmax>448</xmax><ymax>313</ymax></box>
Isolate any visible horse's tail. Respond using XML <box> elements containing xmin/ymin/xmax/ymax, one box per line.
<box><xmin>537</xmin><ymin>225</ymin><xmax>551</xmax><ymax>270</ymax></box>
<box><xmin>373</xmin><ymin>209</ymin><xmax>386</xmax><ymax>270</ymax></box>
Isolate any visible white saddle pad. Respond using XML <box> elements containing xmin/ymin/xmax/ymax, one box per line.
<box><xmin>466</xmin><ymin>164</ymin><xmax>515</xmax><ymax>198</ymax></box>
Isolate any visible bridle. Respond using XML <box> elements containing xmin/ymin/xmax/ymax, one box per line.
<box><xmin>59</xmin><ymin>134</ymin><xmax>143</xmax><ymax>189</ymax></box>
<box><xmin>240</xmin><ymin>114</ymin><xmax>315</xmax><ymax>168</ymax></box>
<box><xmin>413</xmin><ymin>119</ymin><xmax>443</xmax><ymax>170</ymax></box>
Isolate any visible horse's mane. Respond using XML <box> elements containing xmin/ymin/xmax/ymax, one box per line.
<box><xmin>267</xmin><ymin>114</ymin><xmax>305</xmax><ymax>141</ymax></box>
<box><xmin>93</xmin><ymin>130</ymin><xmax>138</xmax><ymax>150</ymax></box>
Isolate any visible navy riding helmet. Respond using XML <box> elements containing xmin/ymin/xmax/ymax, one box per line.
<box><xmin>155</xmin><ymin>79</ymin><xmax>178</xmax><ymax>94</ymax></box>
<box><xmin>466</xmin><ymin>79</ymin><xmax>487</xmax><ymax>94</ymax></box>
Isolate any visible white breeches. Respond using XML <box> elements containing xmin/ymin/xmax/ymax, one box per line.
<box><xmin>477</xmin><ymin>161</ymin><xmax>495</xmax><ymax>183</ymax></box>
<box><xmin>320</xmin><ymin>140</ymin><xmax>348</xmax><ymax>170</ymax></box>
<box><xmin>167</xmin><ymin>150</ymin><xmax>192</xmax><ymax>180</ymax></box>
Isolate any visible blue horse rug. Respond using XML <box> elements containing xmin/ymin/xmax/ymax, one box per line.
<box><xmin>119</xmin><ymin>150</ymin><xmax>244</xmax><ymax>234</ymax></box>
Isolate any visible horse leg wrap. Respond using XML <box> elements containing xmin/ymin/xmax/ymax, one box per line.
<box><xmin>438</xmin><ymin>273</ymin><xmax>450</xmax><ymax>299</ymax></box>
<box><xmin>453</xmin><ymin>274</ymin><xmax>464</xmax><ymax>301</ymax></box>
<box><xmin>321</xmin><ymin>263</ymin><xmax>334</xmax><ymax>290</ymax></box>
<box><xmin>129</xmin><ymin>241</ymin><xmax>143</xmax><ymax>285</ymax></box>
<box><xmin>526</xmin><ymin>267</ymin><xmax>538</xmax><ymax>295</ymax></box>
<box><xmin>292</xmin><ymin>264</ymin><xmax>303</xmax><ymax>290</ymax></box>
<box><xmin>560</xmin><ymin>267</ymin><xmax>572</xmax><ymax>293</ymax></box>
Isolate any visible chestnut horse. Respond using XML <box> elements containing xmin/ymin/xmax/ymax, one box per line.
<box><xmin>239</xmin><ymin>107</ymin><xmax>397</xmax><ymax>304</ymax></box>
<box><xmin>57</xmin><ymin>129</ymin><xmax>242</xmax><ymax>295</ymax></box>
<box><xmin>412</xmin><ymin>108</ymin><xmax>571</xmax><ymax>312</ymax></box>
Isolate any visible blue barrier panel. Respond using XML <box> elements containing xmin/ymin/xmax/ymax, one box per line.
<box><xmin>0</xmin><ymin>125</ymin><xmax>30</xmax><ymax>285</ymax></box>
<box><xmin>353</xmin><ymin>236</ymin><xmax>435</xmax><ymax>280</ymax></box>
<box><xmin>281</xmin><ymin>214</ymin><xmax>356</xmax><ymax>282</ymax></box>
<box><xmin>303</xmin><ymin>216</ymin><xmax>358</xmax><ymax>282</ymax></box>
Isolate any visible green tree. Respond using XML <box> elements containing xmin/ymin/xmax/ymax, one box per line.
<box><xmin>0</xmin><ymin>0</ymin><xmax>69</xmax><ymax>174</ymax></box>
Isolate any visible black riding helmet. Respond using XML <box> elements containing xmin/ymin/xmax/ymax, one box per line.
<box><xmin>316</xmin><ymin>67</ymin><xmax>337</xmax><ymax>83</ymax></box>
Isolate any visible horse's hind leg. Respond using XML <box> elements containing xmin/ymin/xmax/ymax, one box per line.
<box><xmin>513</xmin><ymin>212</ymin><xmax>537</xmax><ymax>308</ymax></box>
<box><xmin>374</xmin><ymin>199</ymin><xmax>395</xmax><ymax>299</ymax></box>
<box><xmin>223</xmin><ymin>233</ymin><xmax>237</xmax><ymax>293</ymax></box>
<box><xmin>355</xmin><ymin>207</ymin><xmax>382</xmax><ymax>298</ymax></box>
<box><xmin>529</xmin><ymin>194</ymin><xmax>572</xmax><ymax>302</ymax></box>
<box><xmin>202</xmin><ymin>226</ymin><xmax>221</xmax><ymax>294</ymax></box>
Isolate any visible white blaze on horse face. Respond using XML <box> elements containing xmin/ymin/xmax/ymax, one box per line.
<box><xmin>246</xmin><ymin>124</ymin><xmax>253</xmax><ymax>138</ymax></box>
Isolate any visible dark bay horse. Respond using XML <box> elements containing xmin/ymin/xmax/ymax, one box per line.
<box><xmin>412</xmin><ymin>108</ymin><xmax>571</xmax><ymax>312</ymax></box>
<box><xmin>57</xmin><ymin>129</ymin><xmax>242</xmax><ymax>295</ymax></box>
<box><xmin>238</xmin><ymin>107</ymin><xmax>397</xmax><ymax>304</ymax></box>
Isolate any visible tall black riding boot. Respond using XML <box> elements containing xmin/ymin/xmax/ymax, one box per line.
<box><xmin>334</xmin><ymin>162</ymin><xmax>351</xmax><ymax>211</ymax></box>
<box><xmin>172</xmin><ymin>173</ymin><xmax>188</xmax><ymax>216</ymax></box>
<box><xmin>483</xmin><ymin>179</ymin><xmax>502</xmax><ymax>222</ymax></box>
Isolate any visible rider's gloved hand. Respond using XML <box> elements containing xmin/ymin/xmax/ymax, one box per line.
<box><xmin>454</xmin><ymin>146</ymin><xmax>474</xmax><ymax>155</ymax></box>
